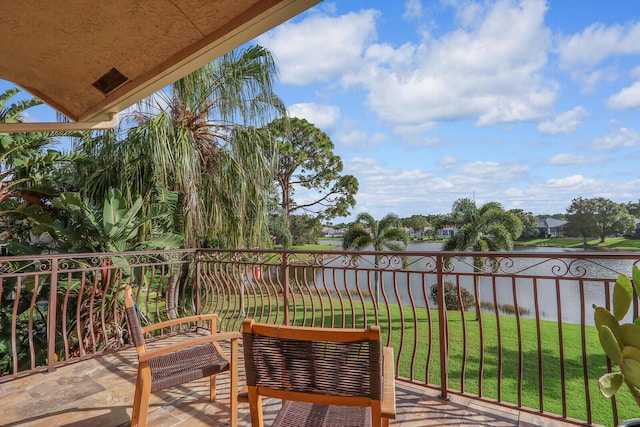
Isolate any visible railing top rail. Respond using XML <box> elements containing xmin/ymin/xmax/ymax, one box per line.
<box><xmin>196</xmin><ymin>247</ymin><xmax>640</xmax><ymax>260</ymax></box>
<box><xmin>0</xmin><ymin>248</ymin><xmax>197</xmax><ymax>263</ymax></box>
<box><xmin>2</xmin><ymin>247</ymin><xmax>637</xmax><ymax>262</ymax></box>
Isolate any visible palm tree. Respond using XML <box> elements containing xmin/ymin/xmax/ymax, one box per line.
<box><xmin>342</xmin><ymin>212</ymin><xmax>409</xmax><ymax>302</ymax></box>
<box><xmin>0</xmin><ymin>88</ymin><xmax>81</xmax><ymax>248</ymax></box>
<box><xmin>1</xmin><ymin>89</ymin><xmax>51</xmax><ymax>209</ymax></box>
<box><xmin>443</xmin><ymin>198</ymin><xmax>523</xmax><ymax>260</ymax></box>
<box><xmin>443</xmin><ymin>198</ymin><xmax>522</xmax><ymax>318</ymax></box>
<box><xmin>75</xmin><ymin>45</ymin><xmax>285</xmax><ymax>248</ymax></box>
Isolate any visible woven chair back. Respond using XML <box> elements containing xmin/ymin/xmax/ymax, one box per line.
<box><xmin>243</xmin><ymin>327</ymin><xmax>382</xmax><ymax>400</ymax></box>
<box><xmin>124</xmin><ymin>291</ymin><xmax>146</xmax><ymax>349</ymax></box>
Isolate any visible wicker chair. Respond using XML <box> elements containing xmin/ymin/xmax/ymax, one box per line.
<box><xmin>241</xmin><ymin>319</ymin><xmax>396</xmax><ymax>427</ymax></box>
<box><xmin>123</xmin><ymin>285</ymin><xmax>240</xmax><ymax>427</ymax></box>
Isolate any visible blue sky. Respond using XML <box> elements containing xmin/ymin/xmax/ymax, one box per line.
<box><xmin>253</xmin><ymin>0</ymin><xmax>640</xmax><ymax>222</ymax></box>
<box><xmin>4</xmin><ymin>0</ymin><xmax>640</xmax><ymax>223</ymax></box>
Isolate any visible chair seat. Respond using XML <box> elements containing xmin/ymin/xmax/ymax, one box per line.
<box><xmin>272</xmin><ymin>401</ymin><xmax>371</xmax><ymax>427</ymax></box>
<box><xmin>149</xmin><ymin>343</ymin><xmax>229</xmax><ymax>392</ymax></box>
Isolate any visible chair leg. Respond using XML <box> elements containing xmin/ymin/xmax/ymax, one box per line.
<box><xmin>131</xmin><ymin>372</ymin><xmax>143</xmax><ymax>427</ymax></box>
<box><xmin>137</xmin><ymin>374</ymin><xmax>152</xmax><ymax>427</ymax></box>
<box><xmin>230</xmin><ymin>338</ymin><xmax>238</xmax><ymax>427</ymax></box>
<box><xmin>248</xmin><ymin>389</ymin><xmax>264</xmax><ymax>427</ymax></box>
<box><xmin>210</xmin><ymin>375</ymin><xmax>217</xmax><ymax>401</ymax></box>
<box><xmin>372</xmin><ymin>406</ymin><xmax>383</xmax><ymax>427</ymax></box>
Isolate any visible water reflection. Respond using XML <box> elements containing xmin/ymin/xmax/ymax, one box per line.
<box><xmin>314</xmin><ymin>240</ymin><xmax>639</xmax><ymax>326</ymax></box>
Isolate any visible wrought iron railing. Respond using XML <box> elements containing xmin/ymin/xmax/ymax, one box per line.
<box><xmin>1</xmin><ymin>248</ymin><xmax>639</xmax><ymax>426</ymax></box>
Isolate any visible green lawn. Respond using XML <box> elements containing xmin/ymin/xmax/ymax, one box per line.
<box><xmin>399</xmin><ymin>309</ymin><xmax>638</xmax><ymax>427</ymax></box>
<box><xmin>291</xmin><ymin>243</ymin><xmax>339</xmax><ymax>250</ymax></box>
<box><xmin>519</xmin><ymin>237</ymin><xmax>640</xmax><ymax>251</ymax></box>
<box><xmin>306</xmin><ymin>237</ymin><xmax>640</xmax><ymax>251</ymax></box>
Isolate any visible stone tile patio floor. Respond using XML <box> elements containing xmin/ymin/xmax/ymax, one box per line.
<box><xmin>0</xmin><ymin>335</ymin><xmax>580</xmax><ymax>427</ymax></box>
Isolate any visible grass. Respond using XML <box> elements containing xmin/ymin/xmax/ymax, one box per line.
<box><xmin>291</xmin><ymin>243</ymin><xmax>339</xmax><ymax>251</ymax></box>
<box><xmin>322</xmin><ymin>236</ymin><xmax>640</xmax><ymax>250</ymax></box>
<box><xmin>412</xmin><ymin>310</ymin><xmax>638</xmax><ymax>426</ymax></box>
<box><xmin>519</xmin><ymin>237</ymin><xmax>640</xmax><ymax>251</ymax></box>
<box><xmin>597</xmin><ymin>238</ymin><xmax>640</xmax><ymax>250</ymax></box>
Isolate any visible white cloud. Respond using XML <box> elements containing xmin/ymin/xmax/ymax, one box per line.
<box><xmin>334</xmin><ymin>128</ymin><xmax>369</xmax><ymax>151</ymax></box>
<box><xmin>285</xmin><ymin>105</ymin><xmax>379</xmax><ymax>151</ymax></box>
<box><xmin>359</xmin><ymin>0</ymin><xmax>556</xmax><ymax>128</ymax></box>
<box><xmin>606</xmin><ymin>81</ymin><xmax>640</xmax><ymax>110</ymax></box>
<box><xmin>455</xmin><ymin>1</ymin><xmax>484</xmax><ymax>27</ymax></box>
<box><xmin>538</xmin><ymin>106</ymin><xmax>588</xmax><ymax>135</ymax></box>
<box><xmin>558</xmin><ymin>21</ymin><xmax>640</xmax><ymax>89</ymax></box>
<box><xmin>439</xmin><ymin>156</ymin><xmax>458</xmax><ymax>167</ymax></box>
<box><xmin>590</xmin><ymin>127</ymin><xmax>640</xmax><ymax>151</ymax></box>
<box><xmin>287</xmin><ymin>103</ymin><xmax>340</xmax><ymax>129</ymax></box>
<box><xmin>19</xmin><ymin>111</ymin><xmax>37</xmax><ymax>122</ymax></box>
<box><xmin>371</xmin><ymin>132</ymin><xmax>387</xmax><ymax>145</ymax></box>
<box><xmin>403</xmin><ymin>0</ymin><xmax>423</xmax><ymax>20</ymax></box>
<box><xmin>257</xmin><ymin>10</ymin><xmax>378</xmax><ymax>85</ymax></box>
<box><xmin>558</xmin><ymin>22</ymin><xmax>640</xmax><ymax>71</ymax></box>
<box><xmin>334</xmin><ymin>155</ymin><xmax>637</xmax><ymax>221</ymax></box>
<box><xmin>579</xmin><ymin>68</ymin><xmax>619</xmax><ymax>93</ymax></box>
<box><xmin>457</xmin><ymin>161</ymin><xmax>529</xmax><ymax>182</ymax></box>
<box><xmin>341</xmin><ymin>157</ymin><xmax>535</xmax><ymax>219</ymax></box>
<box><xmin>548</xmin><ymin>154</ymin><xmax>602</xmax><ymax>166</ymax></box>
<box><xmin>261</xmin><ymin>0</ymin><xmax>556</xmax><ymax>137</ymax></box>
<box><xmin>345</xmin><ymin>157</ymin><xmax>440</xmax><ymax>216</ymax></box>
<box><xmin>392</xmin><ymin>122</ymin><xmax>438</xmax><ymax>145</ymax></box>
<box><xmin>543</xmin><ymin>174</ymin><xmax>596</xmax><ymax>190</ymax></box>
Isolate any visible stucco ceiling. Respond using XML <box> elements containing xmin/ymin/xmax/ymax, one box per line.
<box><xmin>1</xmin><ymin>0</ymin><xmax>320</xmax><ymax>128</ymax></box>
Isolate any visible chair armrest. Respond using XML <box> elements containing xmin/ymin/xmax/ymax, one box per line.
<box><xmin>381</xmin><ymin>346</ymin><xmax>396</xmax><ymax>419</ymax></box>
<box><xmin>139</xmin><ymin>331</ymin><xmax>241</xmax><ymax>363</ymax></box>
<box><xmin>141</xmin><ymin>314</ymin><xmax>219</xmax><ymax>334</ymax></box>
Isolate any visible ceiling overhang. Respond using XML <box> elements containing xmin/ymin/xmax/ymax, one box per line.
<box><xmin>0</xmin><ymin>0</ymin><xmax>320</xmax><ymax>131</ymax></box>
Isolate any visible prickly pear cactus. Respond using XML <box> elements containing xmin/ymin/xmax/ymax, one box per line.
<box><xmin>594</xmin><ymin>265</ymin><xmax>640</xmax><ymax>405</ymax></box>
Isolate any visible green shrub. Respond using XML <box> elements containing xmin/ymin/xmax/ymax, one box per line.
<box><xmin>497</xmin><ymin>303</ymin><xmax>531</xmax><ymax>316</ymax></box>
<box><xmin>429</xmin><ymin>281</ymin><xmax>475</xmax><ymax>310</ymax></box>
<box><xmin>480</xmin><ymin>301</ymin><xmax>495</xmax><ymax>311</ymax></box>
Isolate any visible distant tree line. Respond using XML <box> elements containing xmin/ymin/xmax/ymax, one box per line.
<box><xmin>328</xmin><ymin>197</ymin><xmax>638</xmax><ymax>248</ymax></box>
<box><xmin>564</xmin><ymin>197</ymin><xmax>637</xmax><ymax>247</ymax></box>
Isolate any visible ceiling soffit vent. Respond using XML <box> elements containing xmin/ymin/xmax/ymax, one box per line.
<box><xmin>93</xmin><ymin>68</ymin><xmax>128</xmax><ymax>95</ymax></box>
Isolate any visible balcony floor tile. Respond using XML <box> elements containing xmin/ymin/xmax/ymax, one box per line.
<box><xmin>0</xmin><ymin>334</ymin><xmax>583</xmax><ymax>427</ymax></box>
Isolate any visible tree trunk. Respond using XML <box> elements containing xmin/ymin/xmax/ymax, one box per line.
<box><xmin>280</xmin><ymin>183</ymin><xmax>291</xmax><ymax>229</ymax></box>
<box><xmin>374</xmin><ymin>254</ymin><xmax>380</xmax><ymax>305</ymax></box>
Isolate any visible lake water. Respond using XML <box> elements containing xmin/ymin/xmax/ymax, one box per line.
<box><xmin>316</xmin><ymin>240</ymin><xmax>639</xmax><ymax>325</ymax></box>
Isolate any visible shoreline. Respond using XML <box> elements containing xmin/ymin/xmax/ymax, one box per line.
<box><xmin>316</xmin><ymin>237</ymin><xmax>640</xmax><ymax>251</ymax></box>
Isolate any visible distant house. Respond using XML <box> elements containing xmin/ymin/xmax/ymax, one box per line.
<box><xmin>404</xmin><ymin>226</ymin><xmax>431</xmax><ymax>239</ymax></box>
<box><xmin>438</xmin><ymin>226</ymin><xmax>458</xmax><ymax>238</ymax></box>
<box><xmin>537</xmin><ymin>217</ymin><xmax>567</xmax><ymax>238</ymax></box>
<box><xmin>322</xmin><ymin>226</ymin><xmax>344</xmax><ymax>238</ymax></box>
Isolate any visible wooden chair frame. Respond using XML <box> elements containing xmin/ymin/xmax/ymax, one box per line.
<box><xmin>124</xmin><ymin>285</ymin><xmax>240</xmax><ymax>427</ymax></box>
<box><xmin>241</xmin><ymin>319</ymin><xmax>396</xmax><ymax>427</ymax></box>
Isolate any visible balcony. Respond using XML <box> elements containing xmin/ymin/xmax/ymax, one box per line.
<box><xmin>0</xmin><ymin>334</ymin><xmax>576</xmax><ymax>426</ymax></box>
<box><xmin>1</xmin><ymin>248</ymin><xmax>639</xmax><ymax>426</ymax></box>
